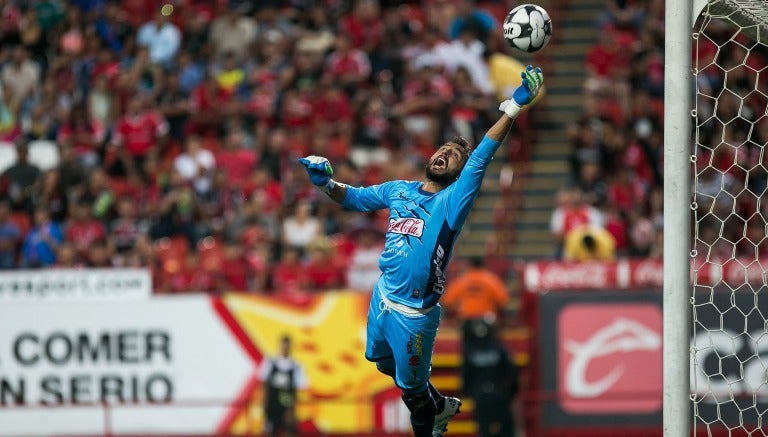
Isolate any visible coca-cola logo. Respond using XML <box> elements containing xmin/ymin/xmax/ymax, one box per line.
<box><xmin>558</xmin><ymin>304</ymin><xmax>662</xmax><ymax>413</ymax></box>
<box><xmin>632</xmin><ymin>260</ymin><xmax>664</xmax><ymax>286</ymax></box>
<box><xmin>540</xmin><ymin>263</ymin><xmax>611</xmax><ymax>290</ymax></box>
<box><xmin>723</xmin><ymin>260</ymin><xmax>767</xmax><ymax>287</ymax></box>
<box><xmin>388</xmin><ymin>218</ymin><xmax>424</xmax><ymax>238</ymax></box>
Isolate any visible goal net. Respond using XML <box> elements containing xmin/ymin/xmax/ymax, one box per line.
<box><xmin>690</xmin><ymin>0</ymin><xmax>768</xmax><ymax>435</ymax></box>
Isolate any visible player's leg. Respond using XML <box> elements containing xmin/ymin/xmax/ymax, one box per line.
<box><xmin>386</xmin><ymin>308</ymin><xmax>441</xmax><ymax>437</ymax></box>
<box><xmin>365</xmin><ymin>287</ymin><xmax>396</xmax><ymax>371</ymax></box>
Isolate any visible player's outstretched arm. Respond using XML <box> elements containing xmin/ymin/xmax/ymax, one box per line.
<box><xmin>487</xmin><ymin>65</ymin><xmax>544</xmax><ymax>142</ymax></box>
<box><xmin>297</xmin><ymin>155</ymin><xmax>347</xmax><ymax>203</ymax></box>
<box><xmin>446</xmin><ymin>66</ymin><xmax>544</xmax><ymax>228</ymax></box>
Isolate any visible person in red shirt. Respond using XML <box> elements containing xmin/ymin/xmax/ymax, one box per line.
<box><xmin>57</xmin><ymin>105</ymin><xmax>106</xmax><ymax>168</ymax></box>
<box><xmin>188</xmin><ymin>74</ymin><xmax>233</xmax><ymax>136</ymax></box>
<box><xmin>303</xmin><ymin>237</ymin><xmax>345</xmax><ymax>291</ymax></box>
<box><xmin>584</xmin><ymin>25</ymin><xmax>631</xmax><ymax>123</ymax></box>
<box><xmin>271</xmin><ymin>247</ymin><xmax>308</xmax><ymax>294</ymax></box>
<box><xmin>323</xmin><ymin>34</ymin><xmax>372</xmax><ymax>94</ymax></box>
<box><xmin>550</xmin><ymin>187</ymin><xmax>605</xmax><ymax>259</ymax></box>
<box><xmin>110</xmin><ymin>95</ymin><xmax>169</xmax><ymax>176</ymax></box>
<box><xmin>337</xmin><ymin>0</ymin><xmax>384</xmax><ymax>53</ymax></box>
<box><xmin>214</xmin><ymin>131</ymin><xmax>256</xmax><ymax>188</ymax></box>
<box><xmin>65</xmin><ymin>200</ymin><xmax>107</xmax><ymax>261</ymax></box>
<box><xmin>312</xmin><ymin>85</ymin><xmax>354</xmax><ymax>142</ymax></box>
<box><xmin>393</xmin><ymin>56</ymin><xmax>453</xmax><ymax>151</ymax></box>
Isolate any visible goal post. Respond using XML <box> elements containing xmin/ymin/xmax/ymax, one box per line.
<box><xmin>665</xmin><ymin>1</ymin><xmax>768</xmax><ymax>436</ymax></box>
<box><xmin>663</xmin><ymin>0</ymin><xmax>693</xmax><ymax>435</ymax></box>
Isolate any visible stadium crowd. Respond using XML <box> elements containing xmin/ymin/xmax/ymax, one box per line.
<box><xmin>555</xmin><ymin>0</ymin><xmax>768</xmax><ymax>263</ymax></box>
<box><xmin>0</xmin><ymin>0</ymin><xmax>528</xmax><ymax>294</ymax></box>
<box><xmin>5</xmin><ymin>0</ymin><xmax>762</xmax><ymax>294</ymax></box>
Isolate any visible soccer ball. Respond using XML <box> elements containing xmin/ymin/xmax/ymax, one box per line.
<box><xmin>503</xmin><ymin>4</ymin><xmax>552</xmax><ymax>53</ymax></box>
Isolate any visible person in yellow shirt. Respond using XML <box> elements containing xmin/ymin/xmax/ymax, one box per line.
<box><xmin>563</xmin><ymin>224</ymin><xmax>617</xmax><ymax>262</ymax></box>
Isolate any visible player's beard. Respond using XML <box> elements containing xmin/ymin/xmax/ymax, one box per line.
<box><xmin>425</xmin><ymin>163</ymin><xmax>458</xmax><ymax>186</ymax></box>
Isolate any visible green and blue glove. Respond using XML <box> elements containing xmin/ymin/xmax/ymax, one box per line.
<box><xmin>499</xmin><ymin>65</ymin><xmax>544</xmax><ymax>119</ymax></box>
<box><xmin>298</xmin><ymin>155</ymin><xmax>335</xmax><ymax>193</ymax></box>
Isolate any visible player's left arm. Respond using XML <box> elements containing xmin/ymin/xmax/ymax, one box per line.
<box><xmin>447</xmin><ymin>66</ymin><xmax>543</xmax><ymax>227</ymax></box>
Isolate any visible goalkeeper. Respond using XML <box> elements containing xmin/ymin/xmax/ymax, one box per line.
<box><xmin>299</xmin><ymin>66</ymin><xmax>543</xmax><ymax>437</ymax></box>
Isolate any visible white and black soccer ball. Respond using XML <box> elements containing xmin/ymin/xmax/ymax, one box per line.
<box><xmin>503</xmin><ymin>4</ymin><xmax>552</xmax><ymax>53</ymax></box>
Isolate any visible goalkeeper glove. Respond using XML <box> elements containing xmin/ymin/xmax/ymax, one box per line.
<box><xmin>298</xmin><ymin>155</ymin><xmax>335</xmax><ymax>193</ymax></box>
<box><xmin>499</xmin><ymin>65</ymin><xmax>544</xmax><ymax>119</ymax></box>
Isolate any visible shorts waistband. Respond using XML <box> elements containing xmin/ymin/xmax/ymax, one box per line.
<box><xmin>379</xmin><ymin>291</ymin><xmax>434</xmax><ymax>317</ymax></box>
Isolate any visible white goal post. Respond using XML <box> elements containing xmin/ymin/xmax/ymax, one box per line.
<box><xmin>664</xmin><ymin>1</ymin><xmax>768</xmax><ymax>436</ymax></box>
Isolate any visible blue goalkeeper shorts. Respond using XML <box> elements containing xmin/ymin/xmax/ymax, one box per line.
<box><xmin>365</xmin><ymin>284</ymin><xmax>441</xmax><ymax>391</ymax></box>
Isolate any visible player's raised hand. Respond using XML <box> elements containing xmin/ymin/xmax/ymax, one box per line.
<box><xmin>499</xmin><ymin>65</ymin><xmax>544</xmax><ymax>118</ymax></box>
<box><xmin>298</xmin><ymin>155</ymin><xmax>333</xmax><ymax>186</ymax></box>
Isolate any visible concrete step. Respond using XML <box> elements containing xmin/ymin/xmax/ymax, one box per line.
<box><xmin>527</xmin><ymin>159</ymin><xmax>570</xmax><ymax>174</ymax></box>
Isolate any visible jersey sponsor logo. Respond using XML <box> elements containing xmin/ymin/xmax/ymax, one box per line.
<box><xmin>388</xmin><ymin>218</ymin><xmax>424</xmax><ymax>237</ymax></box>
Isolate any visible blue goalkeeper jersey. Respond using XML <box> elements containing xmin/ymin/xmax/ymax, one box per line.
<box><xmin>342</xmin><ymin>135</ymin><xmax>502</xmax><ymax>309</ymax></box>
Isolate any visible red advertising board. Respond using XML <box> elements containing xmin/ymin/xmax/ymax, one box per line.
<box><xmin>520</xmin><ymin>260</ymin><xmax>768</xmax><ymax>437</ymax></box>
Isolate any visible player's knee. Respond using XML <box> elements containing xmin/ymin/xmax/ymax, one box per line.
<box><xmin>402</xmin><ymin>387</ymin><xmax>437</xmax><ymax>418</ymax></box>
<box><xmin>376</xmin><ymin>361</ymin><xmax>396</xmax><ymax>378</ymax></box>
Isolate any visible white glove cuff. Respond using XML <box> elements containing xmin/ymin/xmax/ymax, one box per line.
<box><xmin>503</xmin><ymin>100</ymin><xmax>522</xmax><ymax>119</ymax></box>
<box><xmin>321</xmin><ymin>178</ymin><xmax>336</xmax><ymax>194</ymax></box>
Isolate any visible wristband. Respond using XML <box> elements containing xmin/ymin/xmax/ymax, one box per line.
<box><xmin>504</xmin><ymin>100</ymin><xmax>522</xmax><ymax>119</ymax></box>
<box><xmin>321</xmin><ymin>178</ymin><xmax>336</xmax><ymax>194</ymax></box>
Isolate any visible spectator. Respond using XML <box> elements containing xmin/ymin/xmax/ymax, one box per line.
<box><xmin>0</xmin><ymin>201</ymin><xmax>21</xmax><ymax>269</ymax></box>
<box><xmin>214</xmin><ymin>131</ymin><xmax>256</xmax><ymax>188</ymax></box>
<box><xmin>209</xmin><ymin>6</ymin><xmax>256</xmax><ymax>60</ymax></box>
<box><xmin>54</xmin><ymin>242</ymin><xmax>82</xmax><ymax>268</ymax></box>
<box><xmin>449</xmin><ymin>66</ymin><xmax>494</xmax><ymax>143</ymax></box>
<box><xmin>323</xmin><ymin>33</ymin><xmax>372</xmax><ymax>94</ymax></box>
<box><xmin>173</xmin><ymin>135</ymin><xmax>215</xmax><ymax>196</ymax></box>
<box><xmin>448</xmin><ymin>0</ymin><xmax>497</xmax><ymax>46</ymax></box>
<box><xmin>436</xmin><ymin>24</ymin><xmax>494</xmax><ymax>95</ymax></box>
<box><xmin>38</xmin><ymin>169</ymin><xmax>68</xmax><ymax>223</ymax></box>
<box><xmin>136</xmin><ymin>11</ymin><xmax>181</xmax><ymax>66</ymax></box>
<box><xmin>88</xmin><ymin>75</ymin><xmax>117</xmax><ymax>126</ymax></box>
<box><xmin>56</xmin><ymin>143</ymin><xmax>87</xmax><ymax>197</ymax></box>
<box><xmin>156</xmin><ymin>70</ymin><xmax>190</xmax><ymax>144</ymax></box>
<box><xmin>2</xmin><ymin>141</ymin><xmax>41</xmax><ymax>213</ymax></box>
<box><xmin>176</xmin><ymin>51</ymin><xmax>205</xmax><ymax>94</ymax></box>
<box><xmin>443</xmin><ymin>256</ymin><xmax>510</xmax><ymax>323</ymax></box>
<box><xmin>303</xmin><ymin>236</ymin><xmax>345</xmax><ymax>291</ymax></box>
<box><xmin>346</xmin><ymin>227</ymin><xmax>385</xmax><ymax>292</ymax></box>
<box><xmin>57</xmin><ymin>104</ymin><xmax>107</xmax><ymax>168</ymax></box>
<box><xmin>281</xmin><ymin>200</ymin><xmax>321</xmax><ymax>254</ymax></box>
<box><xmin>65</xmin><ymin>199</ymin><xmax>107</xmax><ymax>260</ymax></box>
<box><xmin>272</xmin><ymin>246</ymin><xmax>308</xmax><ymax>293</ymax></box>
<box><xmin>110</xmin><ymin>94</ymin><xmax>169</xmax><ymax>176</ymax></box>
<box><xmin>550</xmin><ymin>187</ymin><xmax>604</xmax><ymax>258</ymax></box>
<box><xmin>79</xmin><ymin>167</ymin><xmax>115</xmax><ymax>220</ymax></box>
<box><xmin>562</xmin><ymin>224</ymin><xmax>617</xmax><ymax>262</ymax></box>
<box><xmin>1</xmin><ymin>46</ymin><xmax>41</xmax><ymax>111</ymax></box>
<box><xmin>109</xmin><ymin>195</ymin><xmax>146</xmax><ymax>261</ymax></box>
<box><xmin>214</xmin><ymin>52</ymin><xmax>246</xmax><ymax>94</ymax></box>
<box><xmin>149</xmin><ymin>168</ymin><xmax>197</xmax><ymax>246</ymax></box>
<box><xmin>393</xmin><ymin>54</ymin><xmax>453</xmax><ymax>151</ymax></box>
<box><xmin>22</xmin><ymin>207</ymin><xmax>63</xmax><ymax>268</ymax></box>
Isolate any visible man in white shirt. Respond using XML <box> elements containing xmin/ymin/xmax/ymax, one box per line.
<box><xmin>137</xmin><ymin>12</ymin><xmax>181</xmax><ymax>66</ymax></box>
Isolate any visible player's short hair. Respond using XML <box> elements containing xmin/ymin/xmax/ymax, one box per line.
<box><xmin>448</xmin><ymin>136</ymin><xmax>473</xmax><ymax>160</ymax></box>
